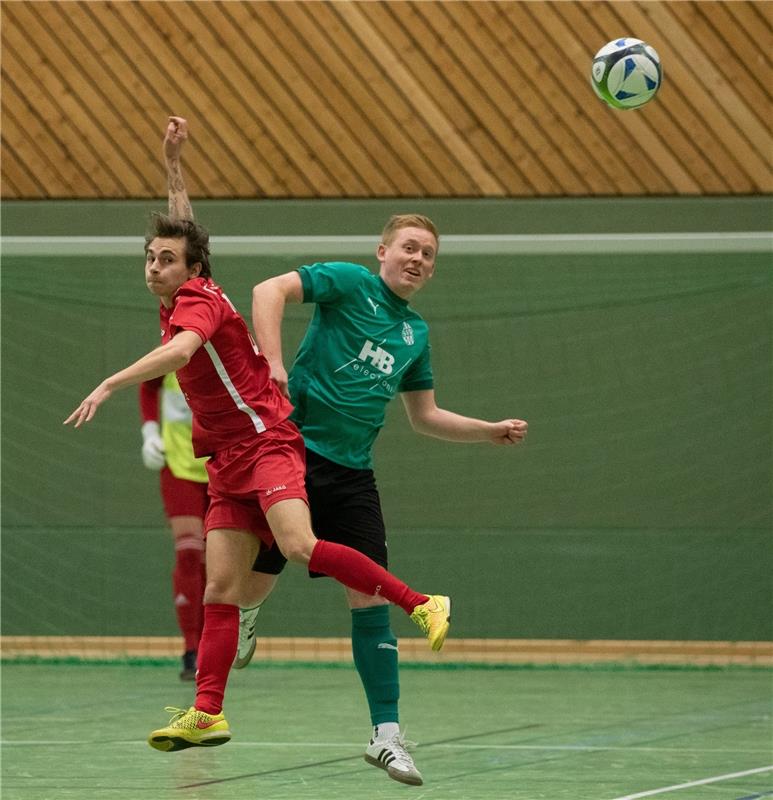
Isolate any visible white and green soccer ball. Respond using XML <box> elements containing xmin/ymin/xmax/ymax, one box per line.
<box><xmin>590</xmin><ymin>38</ymin><xmax>662</xmax><ymax>110</ymax></box>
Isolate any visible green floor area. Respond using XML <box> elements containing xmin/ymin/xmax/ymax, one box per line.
<box><xmin>2</xmin><ymin>662</ymin><xmax>771</xmax><ymax>800</ymax></box>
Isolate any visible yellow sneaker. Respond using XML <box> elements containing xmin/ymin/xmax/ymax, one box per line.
<box><xmin>410</xmin><ymin>595</ymin><xmax>451</xmax><ymax>652</ymax></box>
<box><xmin>148</xmin><ymin>706</ymin><xmax>231</xmax><ymax>752</ymax></box>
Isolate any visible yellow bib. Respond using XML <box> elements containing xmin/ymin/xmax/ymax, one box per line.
<box><xmin>161</xmin><ymin>373</ymin><xmax>208</xmax><ymax>483</ymax></box>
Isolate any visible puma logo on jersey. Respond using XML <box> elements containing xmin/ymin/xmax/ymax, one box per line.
<box><xmin>377</xmin><ymin>642</ymin><xmax>399</xmax><ymax>651</ymax></box>
<box><xmin>366</xmin><ymin>297</ymin><xmax>380</xmax><ymax>315</ymax></box>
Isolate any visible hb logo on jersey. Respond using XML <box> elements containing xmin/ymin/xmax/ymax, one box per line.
<box><xmin>358</xmin><ymin>340</ymin><xmax>395</xmax><ymax>375</ymax></box>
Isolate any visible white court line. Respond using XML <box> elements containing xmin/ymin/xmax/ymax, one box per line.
<box><xmin>609</xmin><ymin>764</ymin><xmax>773</xmax><ymax>800</ymax></box>
<box><xmin>1</xmin><ymin>231</ymin><xmax>770</xmax><ymax>256</ymax></box>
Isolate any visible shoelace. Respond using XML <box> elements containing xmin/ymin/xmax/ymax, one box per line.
<box><xmin>162</xmin><ymin>706</ymin><xmax>189</xmax><ymax>725</ymax></box>
<box><xmin>411</xmin><ymin>606</ymin><xmax>430</xmax><ymax>633</ymax></box>
<box><xmin>162</xmin><ymin>706</ymin><xmax>212</xmax><ymax>730</ymax></box>
<box><xmin>381</xmin><ymin>732</ymin><xmax>418</xmax><ymax>769</ymax></box>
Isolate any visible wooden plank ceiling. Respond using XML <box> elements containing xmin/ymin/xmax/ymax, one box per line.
<box><xmin>2</xmin><ymin>0</ymin><xmax>771</xmax><ymax>198</ymax></box>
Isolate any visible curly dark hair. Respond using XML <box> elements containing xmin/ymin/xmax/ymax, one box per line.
<box><xmin>145</xmin><ymin>212</ymin><xmax>212</xmax><ymax>278</ymax></box>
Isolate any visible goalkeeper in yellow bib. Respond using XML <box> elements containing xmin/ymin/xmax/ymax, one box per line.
<box><xmin>139</xmin><ymin>372</ymin><xmax>208</xmax><ymax>680</ymax></box>
<box><xmin>164</xmin><ymin>116</ymin><xmax>527</xmax><ymax>786</ymax></box>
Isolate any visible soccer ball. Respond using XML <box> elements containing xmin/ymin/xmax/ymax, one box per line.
<box><xmin>590</xmin><ymin>38</ymin><xmax>662</xmax><ymax>110</ymax></box>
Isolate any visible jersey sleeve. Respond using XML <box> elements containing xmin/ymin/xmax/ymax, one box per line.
<box><xmin>139</xmin><ymin>377</ymin><xmax>163</xmax><ymax>423</ymax></box>
<box><xmin>297</xmin><ymin>262</ymin><xmax>370</xmax><ymax>305</ymax></box>
<box><xmin>399</xmin><ymin>341</ymin><xmax>434</xmax><ymax>392</ymax></box>
<box><xmin>170</xmin><ymin>282</ymin><xmax>222</xmax><ymax>343</ymax></box>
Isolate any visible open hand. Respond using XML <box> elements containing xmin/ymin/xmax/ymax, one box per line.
<box><xmin>63</xmin><ymin>382</ymin><xmax>112</xmax><ymax>428</ymax></box>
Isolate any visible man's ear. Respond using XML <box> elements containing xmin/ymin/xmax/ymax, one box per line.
<box><xmin>376</xmin><ymin>243</ymin><xmax>386</xmax><ymax>262</ymax></box>
<box><xmin>190</xmin><ymin>262</ymin><xmax>202</xmax><ymax>278</ymax></box>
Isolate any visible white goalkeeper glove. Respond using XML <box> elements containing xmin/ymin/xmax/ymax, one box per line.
<box><xmin>141</xmin><ymin>421</ymin><xmax>166</xmax><ymax>470</ymax></box>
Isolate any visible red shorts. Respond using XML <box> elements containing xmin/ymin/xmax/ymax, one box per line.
<box><xmin>203</xmin><ymin>419</ymin><xmax>308</xmax><ymax>546</ymax></box>
<box><xmin>159</xmin><ymin>467</ymin><xmax>209</xmax><ymax>519</ymax></box>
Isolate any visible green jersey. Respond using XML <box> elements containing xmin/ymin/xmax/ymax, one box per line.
<box><xmin>289</xmin><ymin>261</ymin><xmax>434</xmax><ymax>469</ymax></box>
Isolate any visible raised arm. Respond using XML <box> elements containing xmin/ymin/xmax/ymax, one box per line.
<box><xmin>64</xmin><ymin>331</ymin><xmax>202</xmax><ymax>428</ymax></box>
<box><xmin>251</xmin><ymin>271</ymin><xmax>303</xmax><ymax>397</ymax></box>
<box><xmin>164</xmin><ymin>116</ymin><xmax>194</xmax><ymax>221</ymax></box>
<box><xmin>401</xmin><ymin>389</ymin><xmax>528</xmax><ymax>446</ymax></box>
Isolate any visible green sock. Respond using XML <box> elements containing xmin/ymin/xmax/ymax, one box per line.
<box><xmin>351</xmin><ymin>605</ymin><xmax>400</xmax><ymax>726</ymax></box>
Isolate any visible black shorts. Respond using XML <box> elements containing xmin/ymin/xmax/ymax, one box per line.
<box><xmin>252</xmin><ymin>448</ymin><xmax>387</xmax><ymax>577</ymax></box>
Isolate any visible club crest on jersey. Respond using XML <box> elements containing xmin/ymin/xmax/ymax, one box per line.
<box><xmin>401</xmin><ymin>321</ymin><xmax>414</xmax><ymax>345</ymax></box>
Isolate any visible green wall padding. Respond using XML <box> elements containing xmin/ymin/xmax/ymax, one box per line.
<box><xmin>2</xmin><ymin>199</ymin><xmax>771</xmax><ymax>640</ymax></box>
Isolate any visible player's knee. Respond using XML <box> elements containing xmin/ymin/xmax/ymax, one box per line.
<box><xmin>203</xmin><ymin>575</ymin><xmax>239</xmax><ymax>605</ymax></box>
<box><xmin>276</xmin><ymin>533</ymin><xmax>315</xmax><ymax>565</ymax></box>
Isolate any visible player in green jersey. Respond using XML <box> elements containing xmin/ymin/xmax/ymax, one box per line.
<box><xmin>242</xmin><ymin>227</ymin><xmax>527</xmax><ymax>787</ymax></box>
<box><xmin>164</xmin><ymin>116</ymin><xmax>527</xmax><ymax>785</ymax></box>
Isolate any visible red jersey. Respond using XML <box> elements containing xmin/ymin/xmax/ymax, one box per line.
<box><xmin>160</xmin><ymin>277</ymin><xmax>294</xmax><ymax>457</ymax></box>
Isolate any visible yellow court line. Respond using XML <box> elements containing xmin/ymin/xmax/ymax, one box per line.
<box><xmin>2</xmin><ymin>636</ymin><xmax>771</xmax><ymax>666</ymax></box>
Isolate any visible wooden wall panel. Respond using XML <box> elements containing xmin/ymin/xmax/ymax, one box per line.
<box><xmin>335</xmin><ymin>1</ymin><xmax>482</xmax><ymax>193</ymax></box>
<box><xmin>402</xmin><ymin>1</ymin><xmax>558</xmax><ymax>193</ymax></box>
<box><xmin>263</xmin><ymin>2</ymin><xmax>407</xmax><ymax>194</ymax></box>
<box><xmin>565</xmin><ymin>1</ymin><xmax>724</xmax><ymax>193</ymax></box>
<box><xmin>516</xmin><ymin>2</ymin><xmax>676</xmax><ymax>193</ymax></box>
<box><xmin>477</xmin><ymin>3</ymin><xmax>638</xmax><ymax>194</ymax></box>
<box><xmin>1</xmin><ymin>0</ymin><xmax>770</xmax><ymax>199</ymax></box>
<box><xmin>463</xmin><ymin>4</ymin><xmax>599</xmax><ymax>194</ymax></box>
<box><xmin>627</xmin><ymin>2</ymin><xmax>764</xmax><ymax>188</ymax></box>
<box><xmin>331</xmin><ymin>1</ymin><xmax>499</xmax><ymax>193</ymax></box>
<box><xmin>1</xmin><ymin>104</ymin><xmax>49</xmax><ymax>197</ymax></box>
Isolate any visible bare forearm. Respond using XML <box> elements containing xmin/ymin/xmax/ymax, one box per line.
<box><xmin>251</xmin><ymin>284</ymin><xmax>288</xmax><ymax>364</ymax></box>
<box><xmin>105</xmin><ymin>343</ymin><xmax>191</xmax><ymax>393</ymax></box>
<box><xmin>402</xmin><ymin>390</ymin><xmax>527</xmax><ymax>446</ymax></box>
<box><xmin>166</xmin><ymin>157</ymin><xmax>193</xmax><ymax>221</ymax></box>
<box><xmin>412</xmin><ymin>408</ymin><xmax>495</xmax><ymax>442</ymax></box>
<box><xmin>65</xmin><ymin>336</ymin><xmax>198</xmax><ymax>428</ymax></box>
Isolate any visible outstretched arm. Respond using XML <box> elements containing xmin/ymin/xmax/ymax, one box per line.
<box><xmin>164</xmin><ymin>116</ymin><xmax>193</xmax><ymax>221</ymax></box>
<box><xmin>251</xmin><ymin>271</ymin><xmax>303</xmax><ymax>398</ymax></box>
<box><xmin>401</xmin><ymin>389</ymin><xmax>528</xmax><ymax>445</ymax></box>
<box><xmin>64</xmin><ymin>331</ymin><xmax>202</xmax><ymax>428</ymax></box>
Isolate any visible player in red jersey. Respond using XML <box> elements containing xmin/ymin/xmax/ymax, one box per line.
<box><xmin>139</xmin><ymin>374</ymin><xmax>209</xmax><ymax>681</ymax></box>
<box><xmin>64</xmin><ymin>212</ymin><xmax>451</xmax><ymax>753</ymax></box>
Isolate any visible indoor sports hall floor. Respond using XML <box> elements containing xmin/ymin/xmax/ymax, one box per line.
<box><xmin>2</xmin><ymin>661</ymin><xmax>771</xmax><ymax>800</ymax></box>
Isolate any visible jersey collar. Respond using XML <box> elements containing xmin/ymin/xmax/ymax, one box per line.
<box><xmin>377</xmin><ymin>276</ymin><xmax>410</xmax><ymax>307</ymax></box>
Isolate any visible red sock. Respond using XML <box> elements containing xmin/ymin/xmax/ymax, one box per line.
<box><xmin>195</xmin><ymin>603</ymin><xmax>239</xmax><ymax>715</ymax></box>
<box><xmin>172</xmin><ymin>541</ymin><xmax>205</xmax><ymax>652</ymax></box>
<box><xmin>309</xmin><ymin>540</ymin><xmax>428</xmax><ymax>615</ymax></box>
